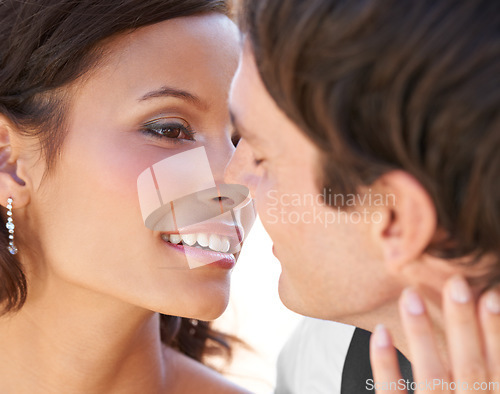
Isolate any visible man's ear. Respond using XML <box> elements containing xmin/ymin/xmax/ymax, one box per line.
<box><xmin>371</xmin><ymin>170</ymin><xmax>437</xmax><ymax>276</ymax></box>
<box><xmin>0</xmin><ymin>115</ymin><xmax>30</xmax><ymax>209</ymax></box>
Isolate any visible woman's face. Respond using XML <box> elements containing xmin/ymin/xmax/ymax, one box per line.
<box><xmin>18</xmin><ymin>14</ymin><xmax>241</xmax><ymax>320</ymax></box>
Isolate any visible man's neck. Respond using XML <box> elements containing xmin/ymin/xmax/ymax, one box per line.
<box><xmin>338</xmin><ymin>294</ymin><xmax>447</xmax><ymax>366</ymax></box>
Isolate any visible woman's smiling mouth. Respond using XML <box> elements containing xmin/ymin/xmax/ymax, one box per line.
<box><xmin>161</xmin><ymin>232</ymin><xmax>231</xmax><ymax>253</ymax></box>
<box><xmin>159</xmin><ymin>222</ymin><xmax>243</xmax><ymax>269</ymax></box>
<box><xmin>161</xmin><ymin>234</ymin><xmax>237</xmax><ymax>269</ymax></box>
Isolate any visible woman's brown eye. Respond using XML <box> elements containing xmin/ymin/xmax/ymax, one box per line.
<box><xmin>159</xmin><ymin>126</ymin><xmax>181</xmax><ymax>138</ymax></box>
<box><xmin>141</xmin><ymin>120</ymin><xmax>196</xmax><ymax>142</ymax></box>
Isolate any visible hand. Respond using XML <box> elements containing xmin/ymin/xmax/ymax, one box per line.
<box><xmin>369</xmin><ymin>275</ymin><xmax>500</xmax><ymax>393</ymax></box>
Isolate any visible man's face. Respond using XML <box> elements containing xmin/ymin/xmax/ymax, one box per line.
<box><xmin>226</xmin><ymin>44</ymin><xmax>402</xmax><ymax>320</ymax></box>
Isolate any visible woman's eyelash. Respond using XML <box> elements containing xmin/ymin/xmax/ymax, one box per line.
<box><xmin>140</xmin><ymin>120</ymin><xmax>196</xmax><ymax>143</ymax></box>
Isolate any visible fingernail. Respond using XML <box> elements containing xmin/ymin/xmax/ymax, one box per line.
<box><xmin>485</xmin><ymin>290</ymin><xmax>500</xmax><ymax>314</ymax></box>
<box><xmin>448</xmin><ymin>275</ymin><xmax>471</xmax><ymax>304</ymax></box>
<box><xmin>402</xmin><ymin>287</ymin><xmax>425</xmax><ymax>315</ymax></box>
<box><xmin>373</xmin><ymin>324</ymin><xmax>391</xmax><ymax>348</ymax></box>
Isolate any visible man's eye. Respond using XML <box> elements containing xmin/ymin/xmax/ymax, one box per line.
<box><xmin>231</xmin><ymin>131</ymin><xmax>241</xmax><ymax>147</ymax></box>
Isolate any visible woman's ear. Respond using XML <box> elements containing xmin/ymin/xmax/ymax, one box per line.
<box><xmin>371</xmin><ymin>170</ymin><xmax>437</xmax><ymax>277</ymax></box>
<box><xmin>0</xmin><ymin>115</ymin><xmax>30</xmax><ymax>209</ymax></box>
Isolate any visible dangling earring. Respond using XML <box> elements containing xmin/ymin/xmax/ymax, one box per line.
<box><xmin>6</xmin><ymin>197</ymin><xmax>17</xmax><ymax>255</ymax></box>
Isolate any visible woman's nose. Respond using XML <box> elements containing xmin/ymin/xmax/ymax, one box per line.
<box><xmin>224</xmin><ymin>139</ymin><xmax>252</xmax><ymax>187</ymax></box>
<box><xmin>210</xmin><ymin>194</ymin><xmax>235</xmax><ymax>208</ymax></box>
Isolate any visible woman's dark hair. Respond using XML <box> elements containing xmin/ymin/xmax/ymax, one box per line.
<box><xmin>241</xmin><ymin>0</ymin><xmax>500</xmax><ymax>287</ymax></box>
<box><xmin>0</xmin><ymin>0</ymin><xmax>234</xmax><ymax>365</ymax></box>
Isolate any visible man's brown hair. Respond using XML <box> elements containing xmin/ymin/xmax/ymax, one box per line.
<box><xmin>241</xmin><ymin>0</ymin><xmax>500</xmax><ymax>283</ymax></box>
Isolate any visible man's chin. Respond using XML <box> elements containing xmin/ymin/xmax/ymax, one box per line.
<box><xmin>277</xmin><ymin>272</ymin><xmax>320</xmax><ymax>318</ymax></box>
<box><xmin>277</xmin><ymin>271</ymin><xmax>358</xmax><ymax>321</ymax></box>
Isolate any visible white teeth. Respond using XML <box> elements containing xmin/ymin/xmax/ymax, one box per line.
<box><xmin>163</xmin><ymin>232</ymin><xmax>231</xmax><ymax>253</ymax></box>
<box><xmin>220</xmin><ymin>237</ymin><xmax>230</xmax><ymax>253</ymax></box>
<box><xmin>181</xmin><ymin>233</ymin><xmax>197</xmax><ymax>246</ymax></box>
<box><xmin>209</xmin><ymin>234</ymin><xmax>223</xmax><ymax>252</ymax></box>
<box><xmin>197</xmin><ymin>233</ymin><xmax>209</xmax><ymax>247</ymax></box>
<box><xmin>170</xmin><ymin>234</ymin><xmax>182</xmax><ymax>244</ymax></box>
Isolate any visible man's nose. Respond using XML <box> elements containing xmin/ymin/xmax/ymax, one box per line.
<box><xmin>202</xmin><ymin>137</ymin><xmax>235</xmax><ymax>183</ymax></box>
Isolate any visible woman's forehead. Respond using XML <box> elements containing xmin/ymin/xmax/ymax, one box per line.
<box><xmin>66</xmin><ymin>14</ymin><xmax>240</xmax><ymax>124</ymax></box>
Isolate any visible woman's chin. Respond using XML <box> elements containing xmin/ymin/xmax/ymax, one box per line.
<box><xmin>194</xmin><ymin>302</ymin><xmax>229</xmax><ymax>321</ymax></box>
<box><xmin>152</xmin><ymin>289</ymin><xmax>231</xmax><ymax>321</ymax></box>
<box><xmin>154</xmin><ymin>303</ymin><xmax>229</xmax><ymax>321</ymax></box>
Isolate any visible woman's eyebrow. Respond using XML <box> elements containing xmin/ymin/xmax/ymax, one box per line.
<box><xmin>138</xmin><ymin>86</ymin><xmax>207</xmax><ymax>110</ymax></box>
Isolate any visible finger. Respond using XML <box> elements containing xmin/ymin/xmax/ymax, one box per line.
<box><xmin>479</xmin><ymin>287</ymin><xmax>500</xmax><ymax>393</ymax></box>
<box><xmin>399</xmin><ymin>287</ymin><xmax>449</xmax><ymax>393</ymax></box>
<box><xmin>443</xmin><ymin>275</ymin><xmax>488</xmax><ymax>393</ymax></box>
<box><xmin>370</xmin><ymin>324</ymin><xmax>407</xmax><ymax>394</ymax></box>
